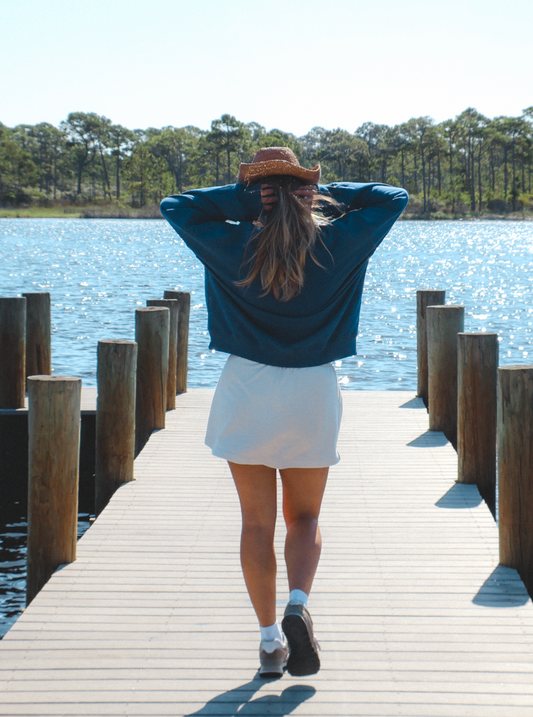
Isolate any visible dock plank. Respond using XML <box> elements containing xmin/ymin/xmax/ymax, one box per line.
<box><xmin>1</xmin><ymin>389</ymin><xmax>532</xmax><ymax>716</ymax></box>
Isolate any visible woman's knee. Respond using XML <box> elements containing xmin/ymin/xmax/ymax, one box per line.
<box><xmin>241</xmin><ymin>521</ymin><xmax>276</xmax><ymax>547</ymax></box>
<box><xmin>284</xmin><ymin>512</ymin><xmax>319</xmax><ymax>532</ymax></box>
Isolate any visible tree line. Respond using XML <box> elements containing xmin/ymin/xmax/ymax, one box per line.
<box><xmin>1</xmin><ymin>108</ymin><xmax>532</xmax><ymax>216</ymax></box>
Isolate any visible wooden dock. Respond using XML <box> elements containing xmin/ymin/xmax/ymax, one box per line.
<box><xmin>1</xmin><ymin>389</ymin><xmax>533</xmax><ymax>716</ymax></box>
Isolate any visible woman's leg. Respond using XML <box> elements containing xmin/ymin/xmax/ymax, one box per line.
<box><xmin>228</xmin><ymin>461</ymin><xmax>278</xmax><ymax>627</ymax></box>
<box><xmin>279</xmin><ymin>467</ymin><xmax>329</xmax><ymax>596</ymax></box>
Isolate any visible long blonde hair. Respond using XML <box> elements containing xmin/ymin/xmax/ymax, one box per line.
<box><xmin>236</xmin><ymin>176</ymin><xmax>331</xmax><ymax>301</ymax></box>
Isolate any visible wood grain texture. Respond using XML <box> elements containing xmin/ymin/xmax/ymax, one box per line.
<box><xmin>1</xmin><ymin>389</ymin><xmax>532</xmax><ymax>716</ymax></box>
<box><xmin>134</xmin><ymin>307</ymin><xmax>169</xmax><ymax>456</ymax></box>
<box><xmin>457</xmin><ymin>333</ymin><xmax>498</xmax><ymax>516</ymax></box>
<box><xmin>0</xmin><ymin>297</ymin><xmax>26</xmax><ymax>408</ymax></box>
<box><xmin>26</xmin><ymin>376</ymin><xmax>81</xmax><ymax>607</ymax></box>
<box><xmin>147</xmin><ymin>299</ymin><xmax>178</xmax><ymax>410</ymax></box>
<box><xmin>416</xmin><ymin>289</ymin><xmax>446</xmax><ymax>407</ymax></box>
<box><xmin>498</xmin><ymin>366</ymin><xmax>533</xmax><ymax>596</ymax></box>
<box><xmin>95</xmin><ymin>340</ymin><xmax>137</xmax><ymax>517</ymax></box>
<box><xmin>164</xmin><ymin>290</ymin><xmax>190</xmax><ymax>394</ymax></box>
<box><xmin>427</xmin><ymin>305</ymin><xmax>465</xmax><ymax>448</ymax></box>
<box><xmin>22</xmin><ymin>291</ymin><xmax>51</xmax><ymax>380</ymax></box>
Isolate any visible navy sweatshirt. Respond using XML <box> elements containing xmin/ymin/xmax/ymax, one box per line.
<box><xmin>160</xmin><ymin>182</ymin><xmax>408</xmax><ymax>368</ymax></box>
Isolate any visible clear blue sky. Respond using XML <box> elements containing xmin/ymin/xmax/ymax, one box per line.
<box><xmin>1</xmin><ymin>0</ymin><xmax>531</xmax><ymax>135</ymax></box>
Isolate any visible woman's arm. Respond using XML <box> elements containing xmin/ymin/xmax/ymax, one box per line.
<box><xmin>160</xmin><ymin>183</ymin><xmax>262</xmax><ymax>227</ymax></box>
<box><xmin>160</xmin><ymin>183</ymin><xmax>263</xmax><ymax>264</ymax></box>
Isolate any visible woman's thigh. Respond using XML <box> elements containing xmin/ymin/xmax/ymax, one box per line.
<box><xmin>228</xmin><ymin>462</ymin><xmax>278</xmax><ymax>531</ymax></box>
<box><xmin>279</xmin><ymin>467</ymin><xmax>329</xmax><ymax>526</ymax></box>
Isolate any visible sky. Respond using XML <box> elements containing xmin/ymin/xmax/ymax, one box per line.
<box><xmin>1</xmin><ymin>0</ymin><xmax>532</xmax><ymax>137</ymax></box>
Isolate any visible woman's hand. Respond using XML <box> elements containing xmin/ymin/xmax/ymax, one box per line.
<box><xmin>291</xmin><ymin>185</ymin><xmax>318</xmax><ymax>208</ymax></box>
<box><xmin>260</xmin><ymin>184</ymin><xmax>277</xmax><ymax>212</ymax></box>
<box><xmin>260</xmin><ymin>183</ymin><xmax>318</xmax><ymax>213</ymax></box>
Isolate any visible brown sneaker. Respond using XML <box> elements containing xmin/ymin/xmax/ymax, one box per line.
<box><xmin>282</xmin><ymin>602</ymin><xmax>320</xmax><ymax>676</ymax></box>
<box><xmin>259</xmin><ymin>636</ymin><xmax>288</xmax><ymax>678</ymax></box>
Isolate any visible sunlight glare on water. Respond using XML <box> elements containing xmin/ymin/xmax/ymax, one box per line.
<box><xmin>1</xmin><ymin>218</ymin><xmax>533</xmax><ymax>390</ymax></box>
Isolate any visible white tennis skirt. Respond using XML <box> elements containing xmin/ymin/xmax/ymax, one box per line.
<box><xmin>205</xmin><ymin>355</ymin><xmax>343</xmax><ymax>469</ymax></box>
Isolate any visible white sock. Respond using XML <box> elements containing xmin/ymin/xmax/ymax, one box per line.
<box><xmin>260</xmin><ymin>620</ymin><xmax>283</xmax><ymax>644</ymax></box>
<box><xmin>289</xmin><ymin>589</ymin><xmax>308</xmax><ymax>605</ymax></box>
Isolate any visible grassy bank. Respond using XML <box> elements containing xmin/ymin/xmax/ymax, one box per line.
<box><xmin>1</xmin><ymin>204</ymin><xmax>532</xmax><ymax>221</ymax></box>
<box><xmin>0</xmin><ymin>203</ymin><xmax>162</xmax><ymax>219</ymax></box>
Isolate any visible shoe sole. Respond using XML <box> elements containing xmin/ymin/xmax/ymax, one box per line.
<box><xmin>282</xmin><ymin>613</ymin><xmax>320</xmax><ymax>676</ymax></box>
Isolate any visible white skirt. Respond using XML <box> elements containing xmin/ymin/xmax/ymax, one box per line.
<box><xmin>205</xmin><ymin>355</ymin><xmax>343</xmax><ymax>469</ymax></box>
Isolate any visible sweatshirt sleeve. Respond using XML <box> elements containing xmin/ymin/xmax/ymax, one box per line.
<box><xmin>318</xmin><ymin>182</ymin><xmax>408</xmax><ymax>263</ymax></box>
<box><xmin>160</xmin><ymin>183</ymin><xmax>262</xmax><ymax>256</ymax></box>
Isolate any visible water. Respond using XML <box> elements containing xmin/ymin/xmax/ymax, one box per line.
<box><xmin>2</xmin><ymin>218</ymin><xmax>532</xmax><ymax>388</ymax></box>
<box><xmin>1</xmin><ymin>217</ymin><xmax>533</xmax><ymax>637</ymax></box>
<box><xmin>0</xmin><ymin>510</ymin><xmax>92</xmax><ymax>638</ymax></box>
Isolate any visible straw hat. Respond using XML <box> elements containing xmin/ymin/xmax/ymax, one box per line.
<box><xmin>238</xmin><ymin>147</ymin><xmax>321</xmax><ymax>184</ymax></box>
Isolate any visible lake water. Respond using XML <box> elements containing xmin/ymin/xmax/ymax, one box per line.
<box><xmin>2</xmin><ymin>218</ymin><xmax>533</xmax><ymax>389</ymax></box>
<box><xmin>1</xmin><ymin>217</ymin><xmax>533</xmax><ymax>637</ymax></box>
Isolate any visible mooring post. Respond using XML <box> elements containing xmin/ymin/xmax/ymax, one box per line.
<box><xmin>0</xmin><ymin>297</ymin><xmax>27</xmax><ymax>409</ymax></box>
<box><xmin>457</xmin><ymin>333</ymin><xmax>498</xmax><ymax>516</ymax></box>
<box><xmin>416</xmin><ymin>290</ymin><xmax>446</xmax><ymax>408</ymax></box>
<box><xmin>163</xmin><ymin>290</ymin><xmax>190</xmax><ymax>393</ymax></box>
<box><xmin>426</xmin><ymin>304</ymin><xmax>465</xmax><ymax>448</ymax></box>
<box><xmin>498</xmin><ymin>365</ymin><xmax>533</xmax><ymax>595</ymax></box>
<box><xmin>147</xmin><ymin>299</ymin><xmax>178</xmax><ymax>410</ymax></box>
<box><xmin>95</xmin><ymin>340</ymin><xmax>138</xmax><ymax>516</ymax></box>
<box><xmin>26</xmin><ymin>376</ymin><xmax>81</xmax><ymax>606</ymax></box>
<box><xmin>22</xmin><ymin>291</ymin><xmax>52</xmax><ymax>381</ymax></box>
<box><xmin>135</xmin><ymin>307</ymin><xmax>169</xmax><ymax>456</ymax></box>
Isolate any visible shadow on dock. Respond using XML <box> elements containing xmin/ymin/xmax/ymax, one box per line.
<box><xmin>434</xmin><ymin>483</ymin><xmax>483</xmax><ymax>509</ymax></box>
<box><xmin>473</xmin><ymin>565</ymin><xmax>530</xmax><ymax>607</ymax></box>
<box><xmin>184</xmin><ymin>678</ymin><xmax>315</xmax><ymax>717</ymax></box>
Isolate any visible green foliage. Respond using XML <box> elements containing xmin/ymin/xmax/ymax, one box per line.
<box><xmin>1</xmin><ymin>108</ymin><xmax>532</xmax><ymax>216</ymax></box>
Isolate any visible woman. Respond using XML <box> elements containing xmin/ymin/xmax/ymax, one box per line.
<box><xmin>161</xmin><ymin>147</ymin><xmax>408</xmax><ymax>678</ymax></box>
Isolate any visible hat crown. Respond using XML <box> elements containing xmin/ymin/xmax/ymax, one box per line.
<box><xmin>252</xmin><ymin>147</ymin><xmax>300</xmax><ymax>166</ymax></box>
<box><xmin>238</xmin><ymin>145</ymin><xmax>320</xmax><ymax>184</ymax></box>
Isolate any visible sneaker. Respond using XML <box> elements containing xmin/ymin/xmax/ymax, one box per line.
<box><xmin>259</xmin><ymin>636</ymin><xmax>288</xmax><ymax>678</ymax></box>
<box><xmin>282</xmin><ymin>602</ymin><xmax>320</xmax><ymax>676</ymax></box>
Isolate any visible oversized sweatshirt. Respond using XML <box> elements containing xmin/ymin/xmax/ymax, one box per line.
<box><xmin>160</xmin><ymin>182</ymin><xmax>408</xmax><ymax>368</ymax></box>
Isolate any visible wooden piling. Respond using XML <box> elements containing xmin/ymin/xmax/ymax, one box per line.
<box><xmin>163</xmin><ymin>290</ymin><xmax>190</xmax><ymax>393</ymax></box>
<box><xmin>426</xmin><ymin>304</ymin><xmax>464</xmax><ymax>448</ymax></box>
<box><xmin>457</xmin><ymin>333</ymin><xmax>498</xmax><ymax>516</ymax></box>
<box><xmin>498</xmin><ymin>365</ymin><xmax>533</xmax><ymax>595</ymax></box>
<box><xmin>22</xmin><ymin>291</ymin><xmax>52</xmax><ymax>381</ymax></box>
<box><xmin>26</xmin><ymin>376</ymin><xmax>81</xmax><ymax>606</ymax></box>
<box><xmin>416</xmin><ymin>290</ymin><xmax>446</xmax><ymax>407</ymax></box>
<box><xmin>135</xmin><ymin>307</ymin><xmax>169</xmax><ymax>456</ymax></box>
<box><xmin>0</xmin><ymin>297</ymin><xmax>26</xmax><ymax>409</ymax></box>
<box><xmin>147</xmin><ymin>299</ymin><xmax>178</xmax><ymax>410</ymax></box>
<box><xmin>95</xmin><ymin>340</ymin><xmax>138</xmax><ymax>516</ymax></box>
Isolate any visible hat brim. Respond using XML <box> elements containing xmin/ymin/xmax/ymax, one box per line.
<box><xmin>238</xmin><ymin>159</ymin><xmax>320</xmax><ymax>185</ymax></box>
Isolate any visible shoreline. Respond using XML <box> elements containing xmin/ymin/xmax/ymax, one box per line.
<box><xmin>1</xmin><ymin>210</ymin><xmax>532</xmax><ymax>221</ymax></box>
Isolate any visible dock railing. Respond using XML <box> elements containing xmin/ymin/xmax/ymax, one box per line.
<box><xmin>0</xmin><ymin>288</ymin><xmax>191</xmax><ymax>604</ymax></box>
<box><xmin>417</xmin><ymin>289</ymin><xmax>533</xmax><ymax>597</ymax></box>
